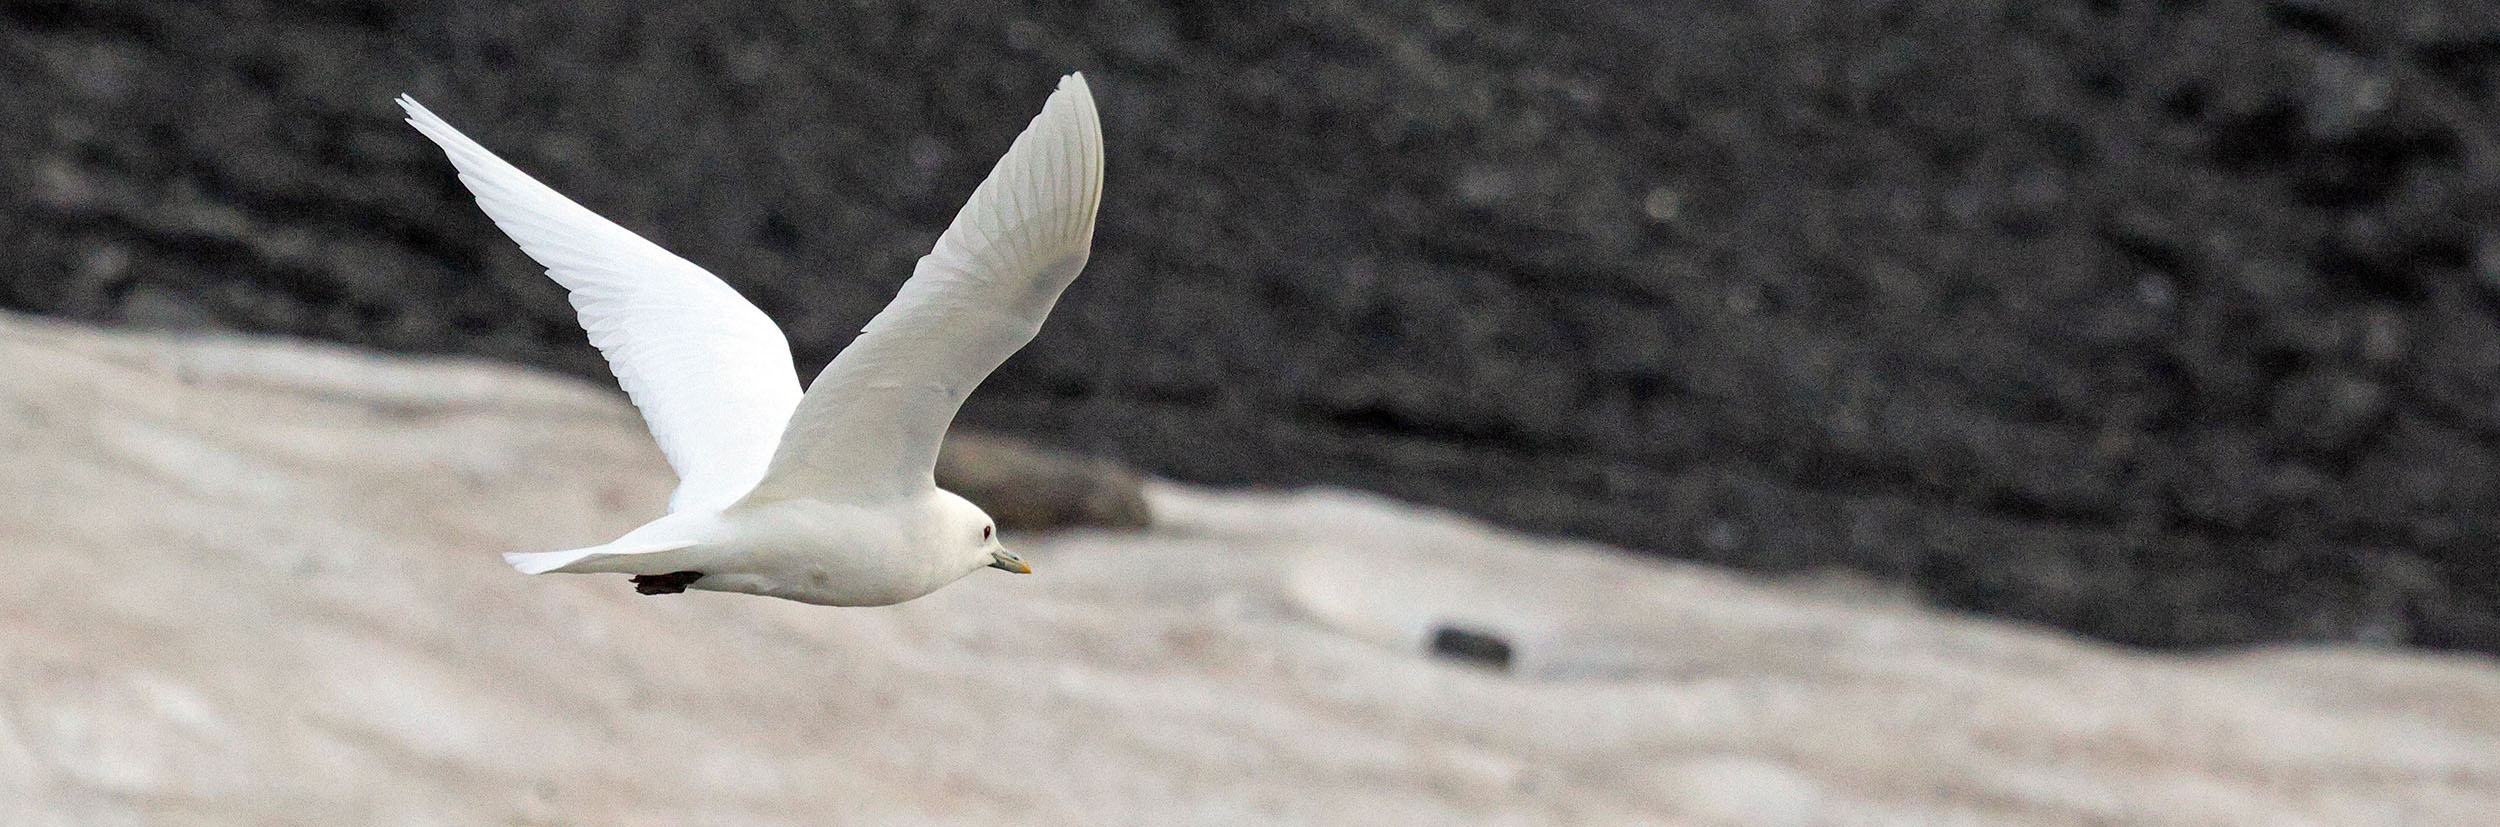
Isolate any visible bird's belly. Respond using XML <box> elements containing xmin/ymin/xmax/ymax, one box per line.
<box><xmin>687</xmin><ymin>503</ymin><xmax>948</xmax><ymax>606</ymax></box>
<box><xmin>695</xmin><ymin>555</ymin><xmax>943</xmax><ymax>607</ymax></box>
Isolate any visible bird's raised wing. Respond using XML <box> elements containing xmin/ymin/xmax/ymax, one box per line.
<box><xmin>400</xmin><ymin>95</ymin><xmax>803</xmax><ymax>514</ymax></box>
<box><xmin>746</xmin><ymin>73</ymin><xmax>1103</xmax><ymax>503</ymax></box>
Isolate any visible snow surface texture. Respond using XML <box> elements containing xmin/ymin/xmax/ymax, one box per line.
<box><xmin>1</xmin><ymin>313</ymin><xmax>2495</xmax><ymax>824</ymax></box>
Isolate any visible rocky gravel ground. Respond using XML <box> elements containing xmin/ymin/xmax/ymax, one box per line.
<box><xmin>5</xmin><ymin>0</ymin><xmax>2500</xmax><ymax>652</ymax></box>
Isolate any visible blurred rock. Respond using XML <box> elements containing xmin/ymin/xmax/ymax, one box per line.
<box><xmin>3</xmin><ymin>315</ymin><xmax>2497</xmax><ymax>824</ymax></box>
<box><xmin>938</xmin><ymin>432</ymin><xmax>1149</xmax><ymax>531</ymax></box>
<box><xmin>4</xmin><ymin>0</ymin><xmax>2500</xmax><ymax>656</ymax></box>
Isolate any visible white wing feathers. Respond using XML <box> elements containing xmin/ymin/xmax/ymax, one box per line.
<box><xmin>748</xmin><ymin>73</ymin><xmax>1105</xmax><ymax>502</ymax></box>
<box><xmin>399</xmin><ymin>95</ymin><xmax>804</xmax><ymax>514</ymax></box>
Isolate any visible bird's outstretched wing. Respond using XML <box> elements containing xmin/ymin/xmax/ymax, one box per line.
<box><xmin>400</xmin><ymin>95</ymin><xmax>804</xmax><ymax>513</ymax></box>
<box><xmin>747</xmin><ymin>73</ymin><xmax>1104</xmax><ymax>503</ymax></box>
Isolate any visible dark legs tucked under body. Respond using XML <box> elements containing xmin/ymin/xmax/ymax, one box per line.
<box><xmin>632</xmin><ymin>571</ymin><xmax>705</xmax><ymax>595</ymax></box>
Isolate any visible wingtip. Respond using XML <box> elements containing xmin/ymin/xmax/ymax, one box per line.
<box><xmin>1056</xmin><ymin>72</ymin><xmax>1094</xmax><ymax>103</ymax></box>
<box><xmin>395</xmin><ymin>93</ymin><xmax>439</xmax><ymax>128</ymax></box>
<box><xmin>1046</xmin><ymin>72</ymin><xmax>1102</xmax><ymax>146</ymax></box>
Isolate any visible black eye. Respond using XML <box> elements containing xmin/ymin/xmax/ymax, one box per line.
<box><xmin>982</xmin><ymin>525</ymin><xmax>993</xmax><ymax>540</ymax></box>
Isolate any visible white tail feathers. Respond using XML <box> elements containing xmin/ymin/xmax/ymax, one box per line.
<box><xmin>504</xmin><ymin>509</ymin><xmax>714</xmax><ymax>575</ymax></box>
<box><xmin>505</xmin><ymin>548</ymin><xmax>604</xmax><ymax>575</ymax></box>
<box><xmin>505</xmin><ymin>538</ymin><xmax>700</xmax><ymax>575</ymax></box>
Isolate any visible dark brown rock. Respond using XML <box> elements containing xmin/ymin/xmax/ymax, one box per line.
<box><xmin>940</xmin><ymin>431</ymin><xmax>1151</xmax><ymax>531</ymax></box>
<box><xmin>6</xmin><ymin>0</ymin><xmax>2500</xmax><ymax>653</ymax></box>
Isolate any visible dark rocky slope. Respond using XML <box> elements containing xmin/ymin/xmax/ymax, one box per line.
<box><xmin>6</xmin><ymin>0</ymin><xmax>2499</xmax><ymax>651</ymax></box>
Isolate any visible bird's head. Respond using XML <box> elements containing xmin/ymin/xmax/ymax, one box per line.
<box><xmin>938</xmin><ymin>490</ymin><xmax>1028</xmax><ymax>576</ymax></box>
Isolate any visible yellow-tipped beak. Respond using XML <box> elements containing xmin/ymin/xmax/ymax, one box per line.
<box><xmin>989</xmin><ymin>550</ymin><xmax>1031</xmax><ymax>574</ymax></box>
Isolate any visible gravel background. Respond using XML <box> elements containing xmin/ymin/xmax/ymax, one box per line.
<box><xmin>6</xmin><ymin>0</ymin><xmax>2499</xmax><ymax>652</ymax></box>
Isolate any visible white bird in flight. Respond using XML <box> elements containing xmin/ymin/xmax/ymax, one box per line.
<box><xmin>398</xmin><ymin>73</ymin><xmax>1103</xmax><ymax>606</ymax></box>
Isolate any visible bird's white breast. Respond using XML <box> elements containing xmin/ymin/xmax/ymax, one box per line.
<box><xmin>693</xmin><ymin>495</ymin><xmax>963</xmax><ymax>606</ymax></box>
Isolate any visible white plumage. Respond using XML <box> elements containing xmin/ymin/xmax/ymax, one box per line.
<box><xmin>399</xmin><ymin>73</ymin><xmax>1103</xmax><ymax>606</ymax></box>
